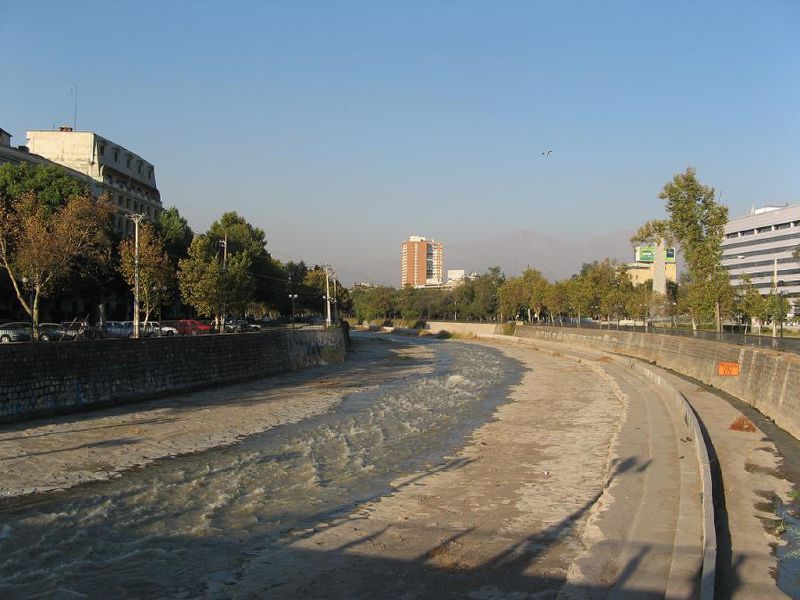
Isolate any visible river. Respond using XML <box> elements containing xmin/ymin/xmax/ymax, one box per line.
<box><xmin>0</xmin><ymin>336</ymin><xmax>523</xmax><ymax>598</ymax></box>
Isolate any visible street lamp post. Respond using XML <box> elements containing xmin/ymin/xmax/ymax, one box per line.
<box><xmin>289</xmin><ymin>294</ymin><xmax>298</xmax><ymax>328</ymax></box>
<box><xmin>128</xmin><ymin>214</ymin><xmax>145</xmax><ymax>339</ymax></box>
<box><xmin>324</xmin><ymin>265</ymin><xmax>332</xmax><ymax>327</ymax></box>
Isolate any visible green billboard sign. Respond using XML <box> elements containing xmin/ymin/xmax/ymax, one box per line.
<box><xmin>637</xmin><ymin>246</ymin><xmax>676</xmax><ymax>263</ymax></box>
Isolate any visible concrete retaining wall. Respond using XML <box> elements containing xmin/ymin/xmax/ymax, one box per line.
<box><xmin>426</xmin><ymin>321</ymin><xmax>800</xmax><ymax>440</ymax></box>
<box><xmin>0</xmin><ymin>328</ymin><xmax>347</xmax><ymax>423</ymax></box>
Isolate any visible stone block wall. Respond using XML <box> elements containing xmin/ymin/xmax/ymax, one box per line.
<box><xmin>0</xmin><ymin>328</ymin><xmax>347</xmax><ymax>423</ymax></box>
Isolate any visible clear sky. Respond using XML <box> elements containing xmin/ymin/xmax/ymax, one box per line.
<box><xmin>1</xmin><ymin>1</ymin><xmax>798</xmax><ymax>284</ymax></box>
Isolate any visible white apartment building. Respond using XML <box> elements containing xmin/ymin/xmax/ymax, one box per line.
<box><xmin>27</xmin><ymin>127</ymin><xmax>162</xmax><ymax>235</ymax></box>
<box><xmin>721</xmin><ymin>204</ymin><xmax>800</xmax><ymax>313</ymax></box>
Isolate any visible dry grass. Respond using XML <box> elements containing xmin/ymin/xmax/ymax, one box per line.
<box><xmin>596</xmin><ymin>356</ymin><xmax>612</xmax><ymax>363</ymax></box>
<box><xmin>551</xmin><ymin>351</ymin><xmax>562</xmax><ymax>358</ymax></box>
<box><xmin>730</xmin><ymin>415</ymin><xmax>757</xmax><ymax>433</ymax></box>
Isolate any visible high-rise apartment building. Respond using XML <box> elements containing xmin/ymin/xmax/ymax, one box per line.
<box><xmin>401</xmin><ymin>236</ymin><xmax>443</xmax><ymax>287</ymax></box>
<box><xmin>27</xmin><ymin>127</ymin><xmax>162</xmax><ymax>236</ymax></box>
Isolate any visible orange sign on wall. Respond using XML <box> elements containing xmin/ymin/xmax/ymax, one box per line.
<box><xmin>718</xmin><ymin>361</ymin><xmax>740</xmax><ymax>376</ymax></box>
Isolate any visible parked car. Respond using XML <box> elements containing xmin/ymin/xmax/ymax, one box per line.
<box><xmin>103</xmin><ymin>321</ymin><xmax>133</xmax><ymax>339</ymax></box>
<box><xmin>38</xmin><ymin>322</ymin><xmax>71</xmax><ymax>342</ymax></box>
<box><xmin>223</xmin><ymin>319</ymin><xmax>260</xmax><ymax>333</ymax></box>
<box><xmin>0</xmin><ymin>322</ymin><xmax>33</xmax><ymax>343</ymax></box>
<box><xmin>174</xmin><ymin>319</ymin><xmax>214</xmax><ymax>336</ymax></box>
<box><xmin>151</xmin><ymin>321</ymin><xmax>178</xmax><ymax>336</ymax></box>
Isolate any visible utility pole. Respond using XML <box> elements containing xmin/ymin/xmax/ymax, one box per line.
<box><xmin>332</xmin><ymin>271</ymin><xmax>338</xmax><ymax>323</ymax></box>
<box><xmin>219</xmin><ymin>236</ymin><xmax>228</xmax><ymax>333</ymax></box>
<box><xmin>129</xmin><ymin>214</ymin><xmax>145</xmax><ymax>339</ymax></box>
<box><xmin>772</xmin><ymin>254</ymin><xmax>779</xmax><ymax>338</ymax></box>
<box><xmin>324</xmin><ymin>265</ymin><xmax>332</xmax><ymax>327</ymax></box>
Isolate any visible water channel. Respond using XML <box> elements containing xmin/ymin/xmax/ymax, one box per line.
<box><xmin>0</xmin><ymin>337</ymin><xmax>523</xmax><ymax>598</ymax></box>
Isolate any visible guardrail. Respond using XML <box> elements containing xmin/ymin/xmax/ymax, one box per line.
<box><xmin>430</xmin><ymin>318</ymin><xmax>800</xmax><ymax>354</ymax></box>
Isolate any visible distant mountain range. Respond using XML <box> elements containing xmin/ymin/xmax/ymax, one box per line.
<box><xmin>348</xmin><ymin>229</ymin><xmax>638</xmax><ymax>286</ymax></box>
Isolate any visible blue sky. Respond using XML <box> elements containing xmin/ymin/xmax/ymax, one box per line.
<box><xmin>1</xmin><ymin>1</ymin><xmax>799</xmax><ymax>283</ymax></box>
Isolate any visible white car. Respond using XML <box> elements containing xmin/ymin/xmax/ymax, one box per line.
<box><xmin>152</xmin><ymin>322</ymin><xmax>178</xmax><ymax>336</ymax></box>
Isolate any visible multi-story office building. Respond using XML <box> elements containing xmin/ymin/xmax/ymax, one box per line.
<box><xmin>626</xmin><ymin>245</ymin><xmax>677</xmax><ymax>291</ymax></box>
<box><xmin>401</xmin><ymin>236</ymin><xmax>443</xmax><ymax>287</ymax></box>
<box><xmin>27</xmin><ymin>127</ymin><xmax>162</xmax><ymax>236</ymax></box>
<box><xmin>721</xmin><ymin>204</ymin><xmax>800</xmax><ymax>313</ymax></box>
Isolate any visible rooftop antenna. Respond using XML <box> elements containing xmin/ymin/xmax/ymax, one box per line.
<box><xmin>71</xmin><ymin>83</ymin><xmax>78</xmax><ymax>129</ymax></box>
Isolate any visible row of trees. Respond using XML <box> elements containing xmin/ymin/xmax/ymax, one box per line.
<box><xmin>352</xmin><ymin>168</ymin><xmax>792</xmax><ymax>332</ymax></box>
<box><xmin>0</xmin><ymin>162</ymin><xmax>349</xmax><ymax>337</ymax></box>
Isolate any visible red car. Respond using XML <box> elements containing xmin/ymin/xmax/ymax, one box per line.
<box><xmin>173</xmin><ymin>319</ymin><xmax>214</xmax><ymax>335</ymax></box>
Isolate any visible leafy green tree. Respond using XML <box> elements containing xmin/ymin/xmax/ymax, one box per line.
<box><xmin>497</xmin><ymin>276</ymin><xmax>528</xmax><ymax>321</ymax></box>
<box><xmin>119</xmin><ymin>222</ymin><xmax>174</xmax><ymax>325</ymax></box>
<box><xmin>177</xmin><ymin>235</ymin><xmax>254</xmax><ymax>327</ymax></box>
<box><xmin>660</xmin><ymin>168</ymin><xmax>730</xmax><ymax>331</ymax></box>
<box><xmin>207</xmin><ymin>212</ymin><xmax>283</xmax><ymax>308</ymax></box>
<box><xmin>736</xmin><ymin>274</ymin><xmax>766</xmax><ymax>334</ymax></box>
<box><xmin>545</xmin><ymin>280</ymin><xmax>569</xmax><ymax>324</ymax></box>
<box><xmin>467</xmin><ymin>267</ymin><xmax>504</xmax><ymax>321</ymax></box>
<box><xmin>523</xmin><ymin>268</ymin><xmax>550</xmax><ymax>322</ymax></box>
<box><xmin>158</xmin><ymin>206</ymin><xmax>194</xmax><ymax>260</ymax></box>
<box><xmin>352</xmin><ymin>286</ymin><xmax>393</xmax><ymax>322</ymax></box>
<box><xmin>625</xmin><ymin>281</ymin><xmax>652</xmax><ymax>325</ymax></box>
<box><xmin>565</xmin><ymin>275</ymin><xmax>593</xmax><ymax>325</ymax></box>
<box><xmin>0</xmin><ymin>162</ymin><xmax>89</xmax><ymax>213</ymax></box>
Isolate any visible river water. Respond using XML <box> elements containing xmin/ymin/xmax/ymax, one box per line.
<box><xmin>0</xmin><ymin>337</ymin><xmax>522</xmax><ymax>598</ymax></box>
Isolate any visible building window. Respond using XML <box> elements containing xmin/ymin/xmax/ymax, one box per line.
<box><xmin>126</xmin><ymin>155</ymin><xmax>132</xmax><ymax>168</ymax></box>
<box><xmin>114</xmin><ymin>149</ymin><xmax>119</xmax><ymax>162</ymax></box>
<box><xmin>148</xmin><ymin>167</ymin><xmax>153</xmax><ymax>179</ymax></box>
<box><xmin>776</xmin><ymin>222</ymin><xmax>791</xmax><ymax>230</ymax></box>
<box><xmin>99</xmin><ymin>144</ymin><xmax>105</xmax><ymax>156</ymax></box>
<box><xmin>757</xmin><ymin>226</ymin><xmax>772</xmax><ymax>234</ymax></box>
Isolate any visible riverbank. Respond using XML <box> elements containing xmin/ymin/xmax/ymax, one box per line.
<box><xmin>0</xmin><ymin>336</ymin><xmax>433</xmax><ymax>498</ymax></box>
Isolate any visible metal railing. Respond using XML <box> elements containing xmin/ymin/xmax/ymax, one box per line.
<box><xmin>520</xmin><ymin>319</ymin><xmax>800</xmax><ymax>354</ymax></box>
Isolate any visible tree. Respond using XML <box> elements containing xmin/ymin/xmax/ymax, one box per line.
<box><xmin>545</xmin><ymin>280</ymin><xmax>569</xmax><ymax>324</ymax></box>
<box><xmin>0</xmin><ymin>191</ymin><xmax>114</xmax><ymax>338</ymax></box>
<box><xmin>207</xmin><ymin>212</ymin><xmax>282</xmax><ymax>308</ymax></box>
<box><xmin>565</xmin><ymin>275</ymin><xmax>593</xmax><ymax>325</ymax></box>
<box><xmin>158</xmin><ymin>206</ymin><xmax>194</xmax><ymax>260</ymax></box>
<box><xmin>523</xmin><ymin>268</ymin><xmax>550</xmax><ymax>322</ymax></box>
<box><xmin>736</xmin><ymin>274</ymin><xmax>766</xmax><ymax>335</ymax></box>
<box><xmin>0</xmin><ymin>162</ymin><xmax>89</xmax><ymax>213</ymax></box>
<box><xmin>119</xmin><ymin>222</ymin><xmax>174</xmax><ymax>326</ymax></box>
<box><xmin>177</xmin><ymin>235</ymin><xmax>255</xmax><ymax>327</ymax></box>
<box><xmin>498</xmin><ymin>276</ymin><xmax>528</xmax><ymax>321</ymax></box>
<box><xmin>467</xmin><ymin>267</ymin><xmax>504</xmax><ymax>320</ymax></box>
<box><xmin>660</xmin><ymin>168</ymin><xmax>729</xmax><ymax>331</ymax></box>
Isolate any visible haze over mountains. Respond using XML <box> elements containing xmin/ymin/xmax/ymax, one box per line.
<box><xmin>350</xmin><ymin>229</ymin><xmax>637</xmax><ymax>287</ymax></box>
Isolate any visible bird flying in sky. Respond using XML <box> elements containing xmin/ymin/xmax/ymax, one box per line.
<box><xmin>541</xmin><ymin>150</ymin><xmax>552</xmax><ymax>156</ymax></box>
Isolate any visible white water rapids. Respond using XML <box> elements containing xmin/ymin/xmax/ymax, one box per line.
<box><xmin>0</xmin><ymin>337</ymin><xmax>522</xmax><ymax>598</ymax></box>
